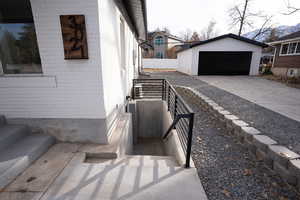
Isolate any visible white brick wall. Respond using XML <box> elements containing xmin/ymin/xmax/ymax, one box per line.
<box><xmin>0</xmin><ymin>0</ymin><xmax>140</xmax><ymax>122</ymax></box>
<box><xmin>0</xmin><ymin>0</ymin><xmax>106</xmax><ymax>119</ymax></box>
<box><xmin>98</xmin><ymin>0</ymin><xmax>139</xmax><ymax>117</ymax></box>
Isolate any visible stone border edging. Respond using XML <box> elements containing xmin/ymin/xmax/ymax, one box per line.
<box><xmin>176</xmin><ymin>85</ymin><xmax>300</xmax><ymax>191</ymax></box>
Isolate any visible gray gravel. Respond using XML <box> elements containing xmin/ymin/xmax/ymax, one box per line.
<box><xmin>178</xmin><ymin>88</ymin><xmax>300</xmax><ymax>200</ymax></box>
<box><xmin>146</xmin><ymin>71</ymin><xmax>300</xmax><ymax>154</ymax></box>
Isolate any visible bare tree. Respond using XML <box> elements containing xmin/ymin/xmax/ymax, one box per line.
<box><xmin>251</xmin><ymin>15</ymin><xmax>273</xmax><ymax>40</ymax></box>
<box><xmin>180</xmin><ymin>28</ymin><xmax>193</xmax><ymax>42</ymax></box>
<box><xmin>264</xmin><ymin>28</ymin><xmax>279</xmax><ymax>43</ymax></box>
<box><xmin>190</xmin><ymin>32</ymin><xmax>200</xmax><ymax>41</ymax></box>
<box><xmin>229</xmin><ymin>0</ymin><xmax>273</xmax><ymax>38</ymax></box>
<box><xmin>229</xmin><ymin>0</ymin><xmax>250</xmax><ymax>36</ymax></box>
<box><xmin>283</xmin><ymin>0</ymin><xmax>300</xmax><ymax>15</ymax></box>
<box><xmin>200</xmin><ymin>20</ymin><xmax>218</xmax><ymax>40</ymax></box>
<box><xmin>162</xmin><ymin>27</ymin><xmax>171</xmax><ymax>34</ymax></box>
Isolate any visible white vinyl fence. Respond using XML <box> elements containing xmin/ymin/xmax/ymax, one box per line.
<box><xmin>142</xmin><ymin>59</ymin><xmax>178</xmax><ymax>69</ymax></box>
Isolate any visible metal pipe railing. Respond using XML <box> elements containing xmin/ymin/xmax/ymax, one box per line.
<box><xmin>132</xmin><ymin>79</ymin><xmax>195</xmax><ymax>168</ymax></box>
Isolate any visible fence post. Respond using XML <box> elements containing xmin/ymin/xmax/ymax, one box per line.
<box><xmin>167</xmin><ymin>85</ymin><xmax>170</xmax><ymax>111</ymax></box>
<box><xmin>185</xmin><ymin>113</ymin><xmax>194</xmax><ymax>168</ymax></box>
<box><xmin>132</xmin><ymin>79</ymin><xmax>135</xmax><ymax>99</ymax></box>
<box><xmin>174</xmin><ymin>95</ymin><xmax>178</xmax><ymax>119</ymax></box>
<box><xmin>162</xmin><ymin>80</ymin><xmax>165</xmax><ymax>100</ymax></box>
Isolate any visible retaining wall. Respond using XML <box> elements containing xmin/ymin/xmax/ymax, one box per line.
<box><xmin>176</xmin><ymin>86</ymin><xmax>300</xmax><ymax>191</ymax></box>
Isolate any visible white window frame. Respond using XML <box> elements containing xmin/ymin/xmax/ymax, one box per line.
<box><xmin>0</xmin><ymin>60</ymin><xmax>3</xmax><ymax>75</ymax></box>
<box><xmin>155</xmin><ymin>36</ymin><xmax>164</xmax><ymax>46</ymax></box>
<box><xmin>279</xmin><ymin>41</ymin><xmax>300</xmax><ymax>56</ymax></box>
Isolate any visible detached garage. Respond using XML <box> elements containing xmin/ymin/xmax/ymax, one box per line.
<box><xmin>177</xmin><ymin>34</ymin><xmax>267</xmax><ymax>75</ymax></box>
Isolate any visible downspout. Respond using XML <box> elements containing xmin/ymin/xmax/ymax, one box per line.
<box><xmin>271</xmin><ymin>46</ymin><xmax>276</xmax><ymax>69</ymax></box>
<box><xmin>137</xmin><ymin>39</ymin><xmax>150</xmax><ymax>75</ymax></box>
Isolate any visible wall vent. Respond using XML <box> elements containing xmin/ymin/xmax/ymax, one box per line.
<box><xmin>287</xmin><ymin>68</ymin><xmax>300</xmax><ymax>78</ymax></box>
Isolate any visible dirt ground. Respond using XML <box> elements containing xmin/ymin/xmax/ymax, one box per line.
<box><xmin>261</xmin><ymin>75</ymin><xmax>300</xmax><ymax>89</ymax></box>
<box><xmin>142</xmin><ymin>68</ymin><xmax>176</xmax><ymax>72</ymax></box>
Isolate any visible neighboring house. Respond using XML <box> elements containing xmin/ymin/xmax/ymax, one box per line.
<box><xmin>177</xmin><ymin>33</ymin><xmax>267</xmax><ymax>75</ymax></box>
<box><xmin>143</xmin><ymin>31</ymin><xmax>184</xmax><ymax>59</ymax></box>
<box><xmin>0</xmin><ymin>0</ymin><xmax>147</xmax><ymax>144</ymax></box>
<box><xmin>268</xmin><ymin>31</ymin><xmax>300</xmax><ymax>77</ymax></box>
<box><xmin>141</xmin><ymin>41</ymin><xmax>154</xmax><ymax>58</ymax></box>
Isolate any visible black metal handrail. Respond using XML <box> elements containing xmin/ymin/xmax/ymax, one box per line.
<box><xmin>132</xmin><ymin>79</ymin><xmax>165</xmax><ymax>99</ymax></box>
<box><xmin>132</xmin><ymin>79</ymin><xmax>194</xmax><ymax>168</ymax></box>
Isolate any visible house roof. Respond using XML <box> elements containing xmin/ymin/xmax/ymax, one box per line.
<box><xmin>268</xmin><ymin>31</ymin><xmax>300</xmax><ymax>45</ymax></box>
<box><xmin>277</xmin><ymin>31</ymin><xmax>300</xmax><ymax>41</ymax></box>
<box><xmin>140</xmin><ymin>41</ymin><xmax>153</xmax><ymax>49</ymax></box>
<box><xmin>115</xmin><ymin>0</ymin><xmax>147</xmax><ymax>40</ymax></box>
<box><xmin>148</xmin><ymin>31</ymin><xmax>184</xmax><ymax>42</ymax></box>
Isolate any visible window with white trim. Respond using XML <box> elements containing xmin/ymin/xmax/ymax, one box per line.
<box><xmin>296</xmin><ymin>43</ymin><xmax>300</xmax><ymax>54</ymax></box>
<box><xmin>155</xmin><ymin>36</ymin><xmax>164</xmax><ymax>45</ymax></box>
<box><xmin>280</xmin><ymin>41</ymin><xmax>300</xmax><ymax>56</ymax></box>
<box><xmin>0</xmin><ymin>0</ymin><xmax>42</xmax><ymax>75</ymax></box>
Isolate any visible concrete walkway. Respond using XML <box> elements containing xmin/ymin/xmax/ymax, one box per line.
<box><xmin>195</xmin><ymin>76</ymin><xmax>300</xmax><ymax>122</ymax></box>
<box><xmin>1</xmin><ymin>143</ymin><xmax>208</xmax><ymax>200</ymax></box>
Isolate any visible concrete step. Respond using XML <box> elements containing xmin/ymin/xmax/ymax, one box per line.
<box><xmin>0</xmin><ymin>125</ymin><xmax>30</xmax><ymax>152</ymax></box>
<box><xmin>85</xmin><ymin>155</ymin><xmax>180</xmax><ymax>167</ymax></box>
<box><xmin>0</xmin><ymin>134</ymin><xmax>55</xmax><ymax>189</ymax></box>
<box><xmin>0</xmin><ymin>115</ymin><xmax>6</xmax><ymax>126</ymax></box>
<box><xmin>80</xmin><ymin>113</ymin><xmax>132</xmax><ymax>159</ymax></box>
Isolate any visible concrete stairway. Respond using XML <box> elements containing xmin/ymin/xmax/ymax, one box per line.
<box><xmin>0</xmin><ymin>115</ymin><xmax>55</xmax><ymax>189</ymax></box>
<box><xmin>39</xmin><ymin>153</ymin><xmax>208</xmax><ymax>200</ymax></box>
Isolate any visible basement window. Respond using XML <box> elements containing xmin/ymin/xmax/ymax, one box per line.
<box><xmin>0</xmin><ymin>0</ymin><xmax>42</xmax><ymax>75</ymax></box>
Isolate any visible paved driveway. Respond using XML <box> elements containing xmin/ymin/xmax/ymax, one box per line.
<box><xmin>195</xmin><ymin>76</ymin><xmax>300</xmax><ymax>122</ymax></box>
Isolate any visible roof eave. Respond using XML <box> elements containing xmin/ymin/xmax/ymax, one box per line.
<box><xmin>190</xmin><ymin>34</ymin><xmax>268</xmax><ymax>48</ymax></box>
<box><xmin>268</xmin><ymin>37</ymin><xmax>300</xmax><ymax>46</ymax></box>
<box><xmin>114</xmin><ymin>0</ymin><xmax>147</xmax><ymax>40</ymax></box>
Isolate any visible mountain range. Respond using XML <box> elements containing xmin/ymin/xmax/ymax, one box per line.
<box><xmin>243</xmin><ymin>23</ymin><xmax>300</xmax><ymax>42</ymax></box>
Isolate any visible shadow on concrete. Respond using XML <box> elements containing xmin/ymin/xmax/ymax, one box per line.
<box><xmin>41</xmin><ymin>156</ymin><xmax>188</xmax><ymax>200</ymax></box>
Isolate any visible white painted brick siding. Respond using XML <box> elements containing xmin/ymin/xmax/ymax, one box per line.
<box><xmin>0</xmin><ymin>0</ymin><xmax>106</xmax><ymax>119</ymax></box>
<box><xmin>0</xmin><ymin>0</ymin><xmax>140</xmax><ymax>120</ymax></box>
<box><xmin>98</xmin><ymin>0</ymin><xmax>139</xmax><ymax>117</ymax></box>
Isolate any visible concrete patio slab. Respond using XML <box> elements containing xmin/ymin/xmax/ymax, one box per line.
<box><xmin>5</xmin><ymin>143</ymin><xmax>81</xmax><ymax>192</ymax></box>
<box><xmin>195</xmin><ymin>76</ymin><xmax>300</xmax><ymax>122</ymax></box>
<box><xmin>0</xmin><ymin>192</ymin><xmax>42</xmax><ymax>200</ymax></box>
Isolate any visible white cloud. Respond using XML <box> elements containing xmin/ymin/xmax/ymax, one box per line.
<box><xmin>146</xmin><ymin>0</ymin><xmax>300</xmax><ymax>36</ymax></box>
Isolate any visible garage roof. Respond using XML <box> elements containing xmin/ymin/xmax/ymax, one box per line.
<box><xmin>178</xmin><ymin>33</ymin><xmax>267</xmax><ymax>53</ymax></box>
<box><xmin>192</xmin><ymin>34</ymin><xmax>268</xmax><ymax>48</ymax></box>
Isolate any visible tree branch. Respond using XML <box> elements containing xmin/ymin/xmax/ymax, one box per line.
<box><xmin>283</xmin><ymin>0</ymin><xmax>300</xmax><ymax>15</ymax></box>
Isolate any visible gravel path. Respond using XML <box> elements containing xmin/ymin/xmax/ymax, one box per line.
<box><xmin>145</xmin><ymin>71</ymin><xmax>300</xmax><ymax>154</ymax></box>
<box><xmin>178</xmin><ymin>88</ymin><xmax>300</xmax><ymax>200</ymax></box>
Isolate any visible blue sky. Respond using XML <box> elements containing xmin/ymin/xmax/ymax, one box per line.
<box><xmin>0</xmin><ymin>24</ymin><xmax>27</xmax><ymax>39</ymax></box>
<box><xmin>147</xmin><ymin>0</ymin><xmax>300</xmax><ymax>36</ymax></box>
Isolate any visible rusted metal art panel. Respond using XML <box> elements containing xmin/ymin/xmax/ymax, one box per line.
<box><xmin>60</xmin><ymin>15</ymin><xmax>88</xmax><ymax>59</ymax></box>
